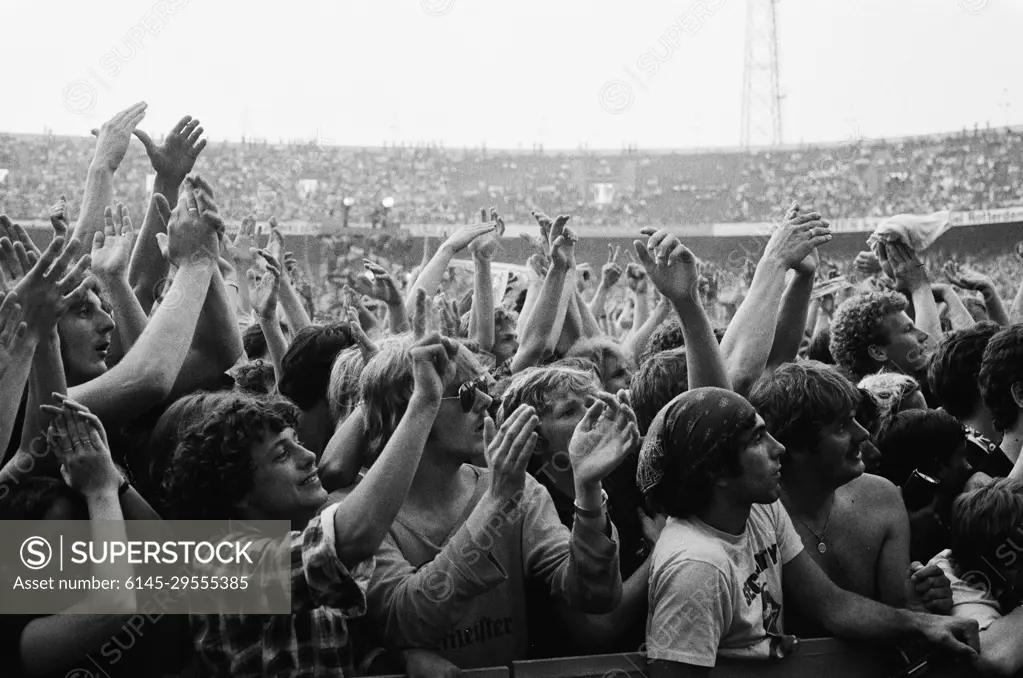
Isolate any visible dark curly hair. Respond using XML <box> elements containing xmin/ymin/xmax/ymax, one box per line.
<box><xmin>830</xmin><ymin>291</ymin><xmax>908</xmax><ymax>379</ymax></box>
<box><xmin>641</xmin><ymin>320</ymin><xmax>725</xmax><ymax>365</ymax></box>
<box><xmin>160</xmin><ymin>393</ymin><xmax>300</xmax><ymax>520</ymax></box>
<box><xmin>980</xmin><ymin>324</ymin><xmax>1023</xmax><ymax>433</ymax></box>
<box><xmin>927</xmin><ymin>321</ymin><xmax>999</xmax><ymax>420</ymax></box>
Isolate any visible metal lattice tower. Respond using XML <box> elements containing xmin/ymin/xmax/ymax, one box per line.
<box><xmin>741</xmin><ymin>0</ymin><xmax>783</xmax><ymax>148</ymax></box>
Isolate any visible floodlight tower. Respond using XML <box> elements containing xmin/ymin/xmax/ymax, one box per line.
<box><xmin>740</xmin><ymin>0</ymin><xmax>783</xmax><ymax>148</ymax></box>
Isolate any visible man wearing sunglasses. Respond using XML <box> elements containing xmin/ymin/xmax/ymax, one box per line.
<box><xmin>359</xmin><ymin>334</ymin><xmax>636</xmax><ymax>672</ymax></box>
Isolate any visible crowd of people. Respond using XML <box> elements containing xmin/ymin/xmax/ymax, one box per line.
<box><xmin>3</xmin><ymin>122</ymin><xmax>1023</xmax><ymax>227</ymax></box>
<box><xmin>4</xmin><ymin>102</ymin><xmax>1023</xmax><ymax>678</ymax></box>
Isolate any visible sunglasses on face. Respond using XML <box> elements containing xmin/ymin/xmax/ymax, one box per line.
<box><xmin>442</xmin><ymin>376</ymin><xmax>494</xmax><ymax>413</ymax></box>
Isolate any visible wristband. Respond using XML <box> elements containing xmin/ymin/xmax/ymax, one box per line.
<box><xmin>574</xmin><ymin>489</ymin><xmax>608</xmax><ymax>519</ymax></box>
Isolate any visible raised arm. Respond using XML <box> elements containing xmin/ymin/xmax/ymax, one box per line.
<box><xmin>246</xmin><ymin>253</ymin><xmax>289</xmax><ymax>379</ymax></box>
<box><xmin>720</xmin><ymin>209</ymin><xmax>831</xmax><ymax>395</ymax></box>
<box><xmin>933</xmin><ymin>283</ymin><xmax>976</xmax><ymax>331</ymax></box>
<box><xmin>883</xmin><ymin>243</ymin><xmax>942</xmax><ymax>345</ymax></box>
<box><xmin>635</xmin><ymin>229</ymin><xmax>729</xmax><ymax>390</ymax></box>
<box><xmin>67</xmin><ymin>181</ymin><xmax>221</xmax><ymax>424</ymax></box>
<box><xmin>92</xmin><ymin>204</ymin><xmax>147</xmax><ymax>355</ymax></box>
<box><xmin>354</xmin><ymin>260</ymin><xmax>408</xmax><ymax>334</ymax></box>
<box><xmin>0</xmin><ymin>292</ymin><xmax>34</xmax><ymax>457</ymax></box>
<box><xmin>73</xmin><ymin>102</ymin><xmax>148</xmax><ymax>247</ymax></box>
<box><xmin>589</xmin><ymin>245</ymin><xmax>622</xmax><ymax>321</ymax></box>
<box><xmin>511</xmin><ymin>216</ymin><xmax>575</xmax><ymax>373</ymax></box>
<box><xmin>766</xmin><ymin>267</ymin><xmax>815</xmax><ymax>368</ymax></box>
<box><xmin>404</xmin><ymin>221</ymin><xmax>496</xmax><ymax>319</ymax></box>
<box><xmin>266</xmin><ymin>221</ymin><xmax>312</xmax><ymax>332</ymax></box>
<box><xmin>128</xmin><ymin>115</ymin><xmax>206</xmax><ymax>310</ymax></box>
<box><xmin>944</xmin><ymin>262</ymin><xmax>1010</xmax><ymax>326</ymax></box>
<box><xmin>467</xmin><ymin>208</ymin><xmax>503</xmax><ymax>351</ymax></box>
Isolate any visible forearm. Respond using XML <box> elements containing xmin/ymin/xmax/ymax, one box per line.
<box><xmin>941</xmin><ymin>288</ymin><xmax>976</xmax><ymax>331</ymax></box>
<box><xmin>18</xmin><ymin>331</ymin><xmax>66</xmax><ymax>457</ymax></box>
<box><xmin>258</xmin><ymin>312</ymin><xmax>289</xmax><ymax>380</ymax></box>
<box><xmin>673</xmin><ymin>293</ymin><xmax>730</xmax><ymax>390</ymax></box>
<box><xmin>85</xmin><ymin>490</ymin><xmax>136</xmax><ymax>609</ymax></box>
<box><xmin>819</xmin><ymin>588</ymin><xmax>919</xmax><ymax>641</ymax></box>
<box><xmin>574</xmin><ymin>288</ymin><xmax>603</xmax><ymax>338</ymax></box>
<box><xmin>719</xmin><ymin>259</ymin><xmax>788</xmax><ymax>395</ymax></box>
<box><xmin>516</xmin><ymin>279</ymin><xmax>543</xmax><ymax>337</ymax></box>
<box><xmin>386</xmin><ymin>301</ymin><xmax>409</xmax><ymax>334</ymax></box>
<box><xmin>909</xmin><ymin>283</ymin><xmax>943</xmax><ymax>345</ymax></box>
<box><xmin>1010</xmin><ymin>276</ymin><xmax>1023</xmax><ymax>324</ymax></box>
<box><xmin>99</xmin><ymin>277</ymin><xmax>148</xmax><ymax>352</ymax></box>
<box><xmin>980</xmin><ymin>284</ymin><xmax>1010</xmax><ymax>326</ymax></box>
<box><xmin>171</xmin><ymin>271</ymin><xmax>243</xmax><ymax>395</ymax></box>
<box><xmin>0</xmin><ymin>335</ymin><xmax>38</xmax><ymax>458</ymax></box>
<box><xmin>767</xmin><ymin>272</ymin><xmax>814</xmax><ymax>367</ymax></box>
<box><xmin>511</xmin><ymin>266</ymin><xmax>570</xmax><ymax>373</ymax></box>
<box><xmin>278</xmin><ymin>277</ymin><xmax>312</xmax><ymax>333</ymax></box>
<box><xmin>633</xmin><ymin>290</ymin><xmax>650</xmax><ymax>330</ymax></box>
<box><xmin>588</xmin><ymin>285</ymin><xmax>611</xmax><ymax>319</ymax></box>
<box><xmin>333</xmin><ymin>394</ymin><xmax>440</xmax><ymax>568</ymax></box>
<box><xmin>975</xmin><ymin>606</ymin><xmax>1023</xmax><ymax>676</ymax></box>
<box><xmin>624</xmin><ymin>298</ymin><xmax>670</xmax><ymax>363</ymax></box>
<box><xmin>319</xmin><ymin>407</ymin><xmax>368</xmax><ymax>492</ymax></box>
<box><xmin>127</xmin><ymin>177</ymin><xmax>176</xmax><ymax>302</ymax></box>
<box><xmin>471</xmin><ymin>255</ymin><xmax>495</xmax><ymax>351</ymax></box>
<box><xmin>72</xmin><ymin>164</ymin><xmax>113</xmax><ymax>246</ymax></box>
<box><xmin>404</xmin><ymin>243</ymin><xmax>454</xmax><ymax>318</ymax></box>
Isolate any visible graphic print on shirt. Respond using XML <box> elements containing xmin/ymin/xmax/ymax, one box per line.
<box><xmin>740</xmin><ymin>542</ymin><xmax>782</xmax><ymax>637</ymax></box>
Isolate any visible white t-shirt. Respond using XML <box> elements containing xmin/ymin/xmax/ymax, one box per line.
<box><xmin>646</xmin><ymin>501</ymin><xmax>804</xmax><ymax>668</ymax></box>
<box><xmin>928</xmin><ymin>549</ymin><xmax>1003</xmax><ymax>631</ymax></box>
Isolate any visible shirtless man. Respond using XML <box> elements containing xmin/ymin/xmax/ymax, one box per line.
<box><xmin>749</xmin><ymin>360</ymin><xmax>950</xmax><ymax>637</ymax></box>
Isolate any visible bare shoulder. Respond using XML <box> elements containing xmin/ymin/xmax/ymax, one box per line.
<box><xmin>843</xmin><ymin>473</ymin><xmax>903</xmax><ymax>509</ymax></box>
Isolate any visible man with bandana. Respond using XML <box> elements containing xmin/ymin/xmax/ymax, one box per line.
<box><xmin>637</xmin><ymin>388</ymin><xmax>981</xmax><ymax>676</ymax></box>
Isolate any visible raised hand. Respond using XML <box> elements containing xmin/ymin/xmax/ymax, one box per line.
<box><xmin>48</xmin><ymin>195</ymin><xmax>70</xmax><ymax>238</ymax></box>
<box><xmin>45</xmin><ymin>402</ymin><xmax>121</xmax><ymax>497</ymax></box>
<box><xmin>485</xmin><ymin>403</ymin><xmax>540</xmax><ymax>505</ymax></box>
<box><xmin>13</xmin><ymin>237</ymin><xmax>93</xmax><ymax>332</ymax></box>
<box><xmin>90</xmin><ymin>102</ymin><xmax>148</xmax><ymax>173</ymax></box>
<box><xmin>468</xmin><ymin>207</ymin><xmax>505</xmax><ymax>260</ymax></box>
<box><xmin>569</xmin><ymin>394</ymin><xmax>640</xmax><ymax>487</ymax></box>
<box><xmin>943</xmin><ymin>261</ymin><xmax>992</xmax><ymax>291</ymax></box>
<box><xmin>91</xmin><ymin>204</ymin><xmax>135</xmax><ymax>282</ymax></box>
<box><xmin>442</xmin><ymin>220</ymin><xmax>496</xmax><ymax>255</ymax></box>
<box><xmin>601</xmin><ymin>245</ymin><xmax>623</xmax><ymax>288</ymax></box>
<box><xmin>634</xmin><ymin>228</ymin><xmax>700</xmax><ymax>301</ymax></box>
<box><xmin>409</xmin><ymin>332</ymin><xmax>458</xmax><ymax>404</ymax></box>
<box><xmin>543</xmin><ymin>213</ymin><xmax>575</xmax><ymax>270</ymax></box>
<box><xmin>133</xmin><ymin>115</ymin><xmax>207</xmax><ymax>183</ymax></box>
<box><xmin>353</xmin><ymin>260</ymin><xmax>402</xmax><ymax>306</ymax></box>
<box><xmin>526</xmin><ymin>253</ymin><xmax>550</xmax><ymax>283</ymax></box>
<box><xmin>880</xmin><ymin>241</ymin><xmax>927</xmax><ymax>291</ymax></box>
<box><xmin>761</xmin><ymin>209</ymin><xmax>832</xmax><ymax>271</ymax></box>
<box><xmin>246</xmin><ymin>252</ymin><xmax>281</xmax><ymax>320</ymax></box>
<box><xmin>855</xmin><ymin>251</ymin><xmax>882</xmax><ymax>276</ymax></box>
<box><xmin>342</xmin><ymin>294</ymin><xmax>378</xmax><ymax>361</ymax></box>
<box><xmin>412</xmin><ymin>287</ymin><xmax>429</xmax><ymax>339</ymax></box>
<box><xmin>0</xmin><ymin>291</ymin><xmax>27</xmax><ymax>379</ymax></box>
<box><xmin>162</xmin><ymin>177</ymin><xmax>222</xmax><ymax>265</ymax></box>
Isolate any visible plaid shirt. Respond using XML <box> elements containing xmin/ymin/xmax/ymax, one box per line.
<box><xmin>191</xmin><ymin>503</ymin><xmax>374</xmax><ymax>677</ymax></box>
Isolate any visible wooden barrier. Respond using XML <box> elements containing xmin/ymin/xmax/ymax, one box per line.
<box><xmin>373</xmin><ymin>668</ymin><xmax>509</xmax><ymax>678</ymax></box>
<box><xmin>511</xmin><ymin>640</ymin><xmax>906</xmax><ymax>677</ymax></box>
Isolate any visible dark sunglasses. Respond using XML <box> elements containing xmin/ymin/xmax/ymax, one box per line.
<box><xmin>442</xmin><ymin>376</ymin><xmax>493</xmax><ymax>414</ymax></box>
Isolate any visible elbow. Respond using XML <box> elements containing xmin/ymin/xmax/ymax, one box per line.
<box><xmin>334</xmin><ymin>522</ymin><xmax>383</xmax><ymax>566</ymax></box>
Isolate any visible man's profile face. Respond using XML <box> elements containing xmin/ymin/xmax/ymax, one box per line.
<box><xmin>878</xmin><ymin>311</ymin><xmax>929</xmax><ymax>375</ymax></box>
<box><xmin>728</xmin><ymin>415</ymin><xmax>786</xmax><ymax>505</ymax></box>
<box><xmin>809</xmin><ymin>409</ymin><xmax>868</xmax><ymax>487</ymax></box>
<box><xmin>242</xmin><ymin>427</ymin><xmax>327</xmax><ymax>520</ymax></box>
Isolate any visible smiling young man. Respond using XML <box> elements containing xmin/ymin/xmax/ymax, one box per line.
<box><xmin>638</xmin><ymin>387</ymin><xmax>980</xmax><ymax>677</ymax></box>
<box><xmin>748</xmin><ymin>361</ymin><xmax>950</xmax><ymax>638</ymax></box>
<box><xmin>160</xmin><ymin>335</ymin><xmax>518</xmax><ymax>677</ymax></box>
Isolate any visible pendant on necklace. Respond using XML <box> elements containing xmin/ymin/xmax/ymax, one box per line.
<box><xmin>817</xmin><ymin>541</ymin><xmax>827</xmax><ymax>554</ymax></box>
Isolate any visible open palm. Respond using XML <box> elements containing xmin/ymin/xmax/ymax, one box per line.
<box><xmin>569</xmin><ymin>397</ymin><xmax>640</xmax><ymax>487</ymax></box>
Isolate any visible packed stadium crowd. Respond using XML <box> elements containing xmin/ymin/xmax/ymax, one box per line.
<box><xmin>4</xmin><ymin>122</ymin><xmax>1023</xmax><ymax>227</ymax></box>
<box><xmin>5</xmin><ymin>102</ymin><xmax>1023</xmax><ymax>678</ymax></box>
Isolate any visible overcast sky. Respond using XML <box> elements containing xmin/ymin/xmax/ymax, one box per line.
<box><xmin>2</xmin><ymin>0</ymin><xmax>1017</xmax><ymax>149</ymax></box>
